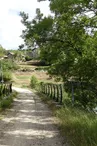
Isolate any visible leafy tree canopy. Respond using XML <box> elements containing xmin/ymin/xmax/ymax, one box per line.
<box><xmin>20</xmin><ymin>0</ymin><xmax>97</xmax><ymax>108</ymax></box>
<box><xmin>20</xmin><ymin>0</ymin><xmax>97</xmax><ymax>81</ymax></box>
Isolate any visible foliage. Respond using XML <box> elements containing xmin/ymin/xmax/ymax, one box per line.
<box><xmin>56</xmin><ymin>107</ymin><xmax>97</xmax><ymax>146</ymax></box>
<box><xmin>30</xmin><ymin>75</ymin><xmax>38</xmax><ymax>88</ymax></box>
<box><xmin>0</xmin><ymin>97</ymin><xmax>13</xmax><ymax>109</ymax></box>
<box><xmin>2</xmin><ymin>59</ymin><xmax>18</xmax><ymax>71</ymax></box>
<box><xmin>9</xmin><ymin>49</ymin><xmax>25</xmax><ymax>62</ymax></box>
<box><xmin>0</xmin><ymin>71</ymin><xmax>12</xmax><ymax>82</ymax></box>
<box><xmin>0</xmin><ymin>92</ymin><xmax>17</xmax><ymax>110</ymax></box>
<box><xmin>18</xmin><ymin>44</ymin><xmax>24</xmax><ymax>50</ymax></box>
<box><xmin>0</xmin><ymin>59</ymin><xmax>18</xmax><ymax>82</ymax></box>
<box><xmin>64</xmin><ymin>82</ymin><xmax>97</xmax><ymax>109</ymax></box>
<box><xmin>20</xmin><ymin>0</ymin><xmax>97</xmax><ymax>108</ymax></box>
<box><xmin>25</xmin><ymin>56</ymin><xmax>32</xmax><ymax>61</ymax></box>
<box><xmin>0</xmin><ymin>45</ymin><xmax>6</xmax><ymax>57</ymax></box>
<box><xmin>39</xmin><ymin>90</ymin><xmax>97</xmax><ymax>146</ymax></box>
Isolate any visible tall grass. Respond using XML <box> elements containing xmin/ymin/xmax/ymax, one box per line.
<box><xmin>56</xmin><ymin>106</ymin><xmax>97</xmax><ymax>146</ymax></box>
<box><xmin>0</xmin><ymin>92</ymin><xmax>17</xmax><ymax>110</ymax></box>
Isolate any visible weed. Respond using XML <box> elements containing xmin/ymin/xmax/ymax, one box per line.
<box><xmin>30</xmin><ymin>75</ymin><xmax>38</xmax><ymax>88</ymax></box>
<box><xmin>0</xmin><ymin>92</ymin><xmax>17</xmax><ymax>110</ymax></box>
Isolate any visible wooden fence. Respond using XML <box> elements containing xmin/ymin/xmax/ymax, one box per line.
<box><xmin>0</xmin><ymin>82</ymin><xmax>12</xmax><ymax>97</ymax></box>
<box><xmin>40</xmin><ymin>82</ymin><xmax>63</xmax><ymax>104</ymax></box>
<box><xmin>39</xmin><ymin>80</ymin><xmax>97</xmax><ymax>107</ymax></box>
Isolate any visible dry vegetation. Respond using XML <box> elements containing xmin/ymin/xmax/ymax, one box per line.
<box><xmin>12</xmin><ymin>63</ymin><xmax>54</xmax><ymax>88</ymax></box>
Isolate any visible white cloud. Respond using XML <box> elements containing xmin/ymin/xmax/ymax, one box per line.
<box><xmin>0</xmin><ymin>0</ymin><xmax>50</xmax><ymax>50</ymax></box>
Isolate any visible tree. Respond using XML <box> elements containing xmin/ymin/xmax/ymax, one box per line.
<box><xmin>20</xmin><ymin>0</ymin><xmax>97</xmax><ymax>79</ymax></box>
<box><xmin>18</xmin><ymin>44</ymin><xmax>24</xmax><ymax>50</ymax></box>
<box><xmin>0</xmin><ymin>45</ymin><xmax>6</xmax><ymax>57</ymax></box>
<box><xmin>20</xmin><ymin>0</ymin><xmax>97</xmax><ymax>108</ymax></box>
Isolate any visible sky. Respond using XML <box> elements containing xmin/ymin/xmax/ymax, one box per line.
<box><xmin>0</xmin><ymin>0</ymin><xmax>50</xmax><ymax>50</ymax></box>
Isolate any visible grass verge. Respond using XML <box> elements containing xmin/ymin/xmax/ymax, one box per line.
<box><xmin>0</xmin><ymin>92</ymin><xmax>17</xmax><ymax>111</ymax></box>
<box><xmin>36</xmin><ymin>92</ymin><xmax>97</xmax><ymax>146</ymax></box>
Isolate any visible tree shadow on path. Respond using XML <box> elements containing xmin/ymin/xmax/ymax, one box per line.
<box><xmin>0</xmin><ymin>88</ymin><xmax>69</xmax><ymax>146</ymax></box>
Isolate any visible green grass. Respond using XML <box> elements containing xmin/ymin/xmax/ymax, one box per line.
<box><xmin>0</xmin><ymin>92</ymin><xmax>17</xmax><ymax>110</ymax></box>
<box><xmin>16</xmin><ymin>76</ymin><xmax>30</xmax><ymax>80</ymax></box>
<box><xmin>56</xmin><ymin>107</ymin><xmax>97</xmax><ymax>146</ymax></box>
<box><xmin>38</xmin><ymin>92</ymin><xmax>97</xmax><ymax>146</ymax></box>
<box><xmin>21</xmin><ymin>84</ymin><xmax>29</xmax><ymax>88</ymax></box>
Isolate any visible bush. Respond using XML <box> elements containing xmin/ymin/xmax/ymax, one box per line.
<box><xmin>25</xmin><ymin>56</ymin><xmax>33</xmax><ymax>61</ymax></box>
<box><xmin>0</xmin><ymin>71</ymin><xmax>12</xmax><ymax>82</ymax></box>
<box><xmin>64</xmin><ymin>82</ymin><xmax>97</xmax><ymax>109</ymax></box>
<box><xmin>0</xmin><ymin>95</ymin><xmax>13</xmax><ymax>109</ymax></box>
<box><xmin>30</xmin><ymin>75</ymin><xmax>38</xmax><ymax>88</ymax></box>
<box><xmin>2</xmin><ymin>59</ymin><xmax>18</xmax><ymax>71</ymax></box>
<box><xmin>0</xmin><ymin>92</ymin><xmax>17</xmax><ymax>110</ymax></box>
<box><xmin>0</xmin><ymin>98</ymin><xmax>12</xmax><ymax>108</ymax></box>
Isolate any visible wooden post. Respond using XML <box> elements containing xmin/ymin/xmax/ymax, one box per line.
<box><xmin>49</xmin><ymin>84</ymin><xmax>51</xmax><ymax>97</ymax></box>
<box><xmin>6</xmin><ymin>84</ymin><xmax>8</xmax><ymax>95</ymax></box>
<box><xmin>56</xmin><ymin>85</ymin><xmax>59</xmax><ymax>102</ymax></box>
<box><xmin>60</xmin><ymin>84</ymin><xmax>63</xmax><ymax>104</ymax></box>
<box><xmin>43</xmin><ymin>83</ymin><xmax>44</xmax><ymax>93</ymax></box>
<box><xmin>48</xmin><ymin>84</ymin><xmax>50</xmax><ymax>97</ymax></box>
<box><xmin>0</xmin><ymin>84</ymin><xmax>3</xmax><ymax>96</ymax></box>
<box><xmin>40</xmin><ymin>82</ymin><xmax>43</xmax><ymax>92</ymax></box>
<box><xmin>41</xmin><ymin>83</ymin><xmax>42</xmax><ymax>92</ymax></box>
<box><xmin>42</xmin><ymin>83</ymin><xmax>44</xmax><ymax>93</ymax></box>
<box><xmin>44</xmin><ymin>84</ymin><xmax>46</xmax><ymax>94</ymax></box>
<box><xmin>3</xmin><ymin>84</ymin><xmax>5</xmax><ymax>95</ymax></box>
<box><xmin>51</xmin><ymin>84</ymin><xmax>53</xmax><ymax>98</ymax></box>
<box><xmin>53</xmin><ymin>84</ymin><xmax>56</xmax><ymax>100</ymax></box>
<box><xmin>46</xmin><ymin>84</ymin><xmax>48</xmax><ymax>95</ymax></box>
<box><xmin>47</xmin><ymin>84</ymin><xmax>50</xmax><ymax>96</ymax></box>
<box><xmin>45</xmin><ymin>84</ymin><xmax>47</xmax><ymax>94</ymax></box>
<box><xmin>9</xmin><ymin>83</ymin><xmax>11</xmax><ymax>93</ymax></box>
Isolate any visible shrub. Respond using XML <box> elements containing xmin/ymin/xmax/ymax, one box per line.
<box><xmin>25</xmin><ymin>56</ymin><xmax>33</xmax><ymax>61</ymax></box>
<box><xmin>2</xmin><ymin>59</ymin><xmax>18</xmax><ymax>71</ymax></box>
<box><xmin>64</xmin><ymin>82</ymin><xmax>97</xmax><ymax>109</ymax></box>
<box><xmin>0</xmin><ymin>98</ymin><xmax>11</xmax><ymax>108</ymax></box>
<box><xmin>30</xmin><ymin>75</ymin><xmax>38</xmax><ymax>88</ymax></box>
<box><xmin>0</xmin><ymin>91</ymin><xmax>17</xmax><ymax>110</ymax></box>
<box><xmin>0</xmin><ymin>71</ymin><xmax>12</xmax><ymax>82</ymax></box>
<box><xmin>0</xmin><ymin>95</ymin><xmax>13</xmax><ymax>109</ymax></box>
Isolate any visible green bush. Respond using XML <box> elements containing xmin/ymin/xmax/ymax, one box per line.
<box><xmin>2</xmin><ymin>59</ymin><xmax>18</xmax><ymax>71</ymax></box>
<box><xmin>0</xmin><ymin>96</ymin><xmax>13</xmax><ymax>109</ymax></box>
<box><xmin>1</xmin><ymin>98</ymin><xmax>11</xmax><ymax>108</ymax></box>
<box><xmin>30</xmin><ymin>75</ymin><xmax>38</xmax><ymax>88</ymax></box>
<box><xmin>0</xmin><ymin>92</ymin><xmax>17</xmax><ymax>110</ymax></box>
<box><xmin>0</xmin><ymin>71</ymin><xmax>12</xmax><ymax>82</ymax></box>
<box><xmin>64</xmin><ymin>82</ymin><xmax>97</xmax><ymax>109</ymax></box>
<box><xmin>25</xmin><ymin>56</ymin><xmax>33</xmax><ymax>61</ymax></box>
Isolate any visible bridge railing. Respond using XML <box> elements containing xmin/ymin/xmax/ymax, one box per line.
<box><xmin>40</xmin><ymin>82</ymin><xmax>63</xmax><ymax>104</ymax></box>
<box><xmin>0</xmin><ymin>82</ymin><xmax>12</xmax><ymax>98</ymax></box>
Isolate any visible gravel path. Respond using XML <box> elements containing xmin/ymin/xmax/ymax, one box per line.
<box><xmin>0</xmin><ymin>87</ymin><xmax>68</xmax><ymax>146</ymax></box>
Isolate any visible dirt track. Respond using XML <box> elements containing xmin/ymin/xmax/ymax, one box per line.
<box><xmin>0</xmin><ymin>87</ymin><xmax>68</xmax><ymax>146</ymax></box>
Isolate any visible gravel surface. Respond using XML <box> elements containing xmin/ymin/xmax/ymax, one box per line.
<box><xmin>0</xmin><ymin>87</ymin><xmax>69</xmax><ymax>146</ymax></box>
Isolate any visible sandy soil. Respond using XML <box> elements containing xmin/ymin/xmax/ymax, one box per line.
<box><xmin>0</xmin><ymin>87</ymin><xmax>68</xmax><ymax>146</ymax></box>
